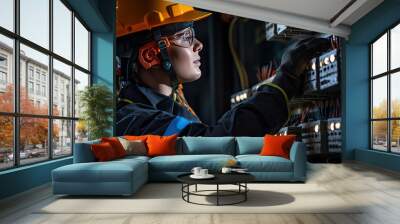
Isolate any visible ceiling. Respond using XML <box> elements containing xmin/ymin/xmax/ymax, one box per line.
<box><xmin>172</xmin><ymin>0</ymin><xmax>384</xmax><ymax>38</ymax></box>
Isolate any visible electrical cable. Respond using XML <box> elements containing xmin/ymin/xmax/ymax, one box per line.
<box><xmin>228</xmin><ymin>17</ymin><xmax>249</xmax><ymax>89</ymax></box>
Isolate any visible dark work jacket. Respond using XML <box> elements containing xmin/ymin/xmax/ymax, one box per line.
<box><xmin>116</xmin><ymin>71</ymin><xmax>300</xmax><ymax>137</ymax></box>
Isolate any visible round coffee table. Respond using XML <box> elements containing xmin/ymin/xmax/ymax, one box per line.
<box><xmin>177</xmin><ymin>173</ymin><xmax>255</xmax><ymax>206</ymax></box>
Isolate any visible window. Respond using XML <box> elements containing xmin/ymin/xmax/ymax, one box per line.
<box><xmin>0</xmin><ymin>55</ymin><xmax>7</xmax><ymax>67</ymax></box>
<box><xmin>28</xmin><ymin>67</ymin><xmax>34</xmax><ymax>80</ymax></box>
<box><xmin>41</xmin><ymin>73</ymin><xmax>46</xmax><ymax>83</ymax></box>
<box><xmin>0</xmin><ymin>71</ymin><xmax>6</xmax><ymax>85</ymax></box>
<box><xmin>0</xmin><ymin>0</ymin><xmax>91</xmax><ymax>170</ymax></box>
<box><xmin>0</xmin><ymin>0</ymin><xmax>14</xmax><ymax>32</ymax></box>
<box><xmin>36</xmin><ymin>83</ymin><xmax>40</xmax><ymax>95</ymax></box>
<box><xmin>42</xmin><ymin>85</ymin><xmax>46</xmax><ymax>97</ymax></box>
<box><xmin>0</xmin><ymin>54</ymin><xmax>9</xmax><ymax>89</ymax></box>
<box><xmin>35</xmin><ymin>70</ymin><xmax>41</xmax><ymax>81</ymax></box>
<box><xmin>74</xmin><ymin>18</ymin><xmax>90</xmax><ymax>70</ymax></box>
<box><xmin>0</xmin><ymin>34</ymin><xmax>13</xmax><ymax>113</ymax></box>
<box><xmin>20</xmin><ymin>0</ymin><xmax>49</xmax><ymax>49</ymax></box>
<box><xmin>28</xmin><ymin>81</ymin><xmax>34</xmax><ymax>94</ymax></box>
<box><xmin>370</xmin><ymin>22</ymin><xmax>400</xmax><ymax>154</ymax></box>
<box><xmin>53</xmin><ymin>0</ymin><xmax>72</xmax><ymax>60</ymax></box>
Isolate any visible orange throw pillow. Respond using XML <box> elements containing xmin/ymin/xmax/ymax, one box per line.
<box><xmin>146</xmin><ymin>134</ymin><xmax>177</xmax><ymax>157</ymax></box>
<box><xmin>91</xmin><ymin>142</ymin><xmax>117</xmax><ymax>161</ymax></box>
<box><xmin>260</xmin><ymin>134</ymin><xmax>296</xmax><ymax>159</ymax></box>
<box><xmin>101</xmin><ymin>137</ymin><xmax>126</xmax><ymax>158</ymax></box>
<box><xmin>124</xmin><ymin>135</ymin><xmax>148</xmax><ymax>142</ymax></box>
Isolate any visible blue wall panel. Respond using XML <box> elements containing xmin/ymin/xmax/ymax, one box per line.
<box><xmin>344</xmin><ymin>0</ymin><xmax>400</xmax><ymax>171</ymax></box>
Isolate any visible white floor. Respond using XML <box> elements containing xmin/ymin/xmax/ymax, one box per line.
<box><xmin>1</xmin><ymin>162</ymin><xmax>400</xmax><ymax>224</ymax></box>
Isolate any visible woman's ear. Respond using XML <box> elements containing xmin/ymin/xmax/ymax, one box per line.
<box><xmin>138</xmin><ymin>42</ymin><xmax>160</xmax><ymax>69</ymax></box>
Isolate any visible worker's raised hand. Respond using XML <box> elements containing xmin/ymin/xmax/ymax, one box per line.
<box><xmin>279</xmin><ymin>37</ymin><xmax>331</xmax><ymax>78</ymax></box>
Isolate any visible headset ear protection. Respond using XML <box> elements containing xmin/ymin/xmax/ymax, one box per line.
<box><xmin>138</xmin><ymin>38</ymin><xmax>171</xmax><ymax>70</ymax></box>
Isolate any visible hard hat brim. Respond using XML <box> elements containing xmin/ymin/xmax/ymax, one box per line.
<box><xmin>117</xmin><ymin>10</ymin><xmax>212</xmax><ymax>37</ymax></box>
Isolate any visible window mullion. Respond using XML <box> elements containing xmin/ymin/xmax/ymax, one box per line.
<box><xmin>370</xmin><ymin>45</ymin><xmax>373</xmax><ymax>149</ymax></box>
<box><xmin>13</xmin><ymin>0</ymin><xmax>21</xmax><ymax>167</ymax></box>
<box><xmin>48</xmin><ymin>0</ymin><xmax>53</xmax><ymax>160</ymax></box>
<box><xmin>388</xmin><ymin>29</ymin><xmax>391</xmax><ymax>152</ymax></box>
<box><xmin>71</xmin><ymin>11</ymin><xmax>76</xmax><ymax>155</ymax></box>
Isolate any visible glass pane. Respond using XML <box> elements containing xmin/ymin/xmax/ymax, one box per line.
<box><xmin>0</xmin><ymin>0</ymin><xmax>14</xmax><ymax>31</ymax></box>
<box><xmin>372</xmin><ymin>121</ymin><xmax>388</xmax><ymax>151</ymax></box>
<box><xmin>391</xmin><ymin>120</ymin><xmax>400</xmax><ymax>153</ymax></box>
<box><xmin>74</xmin><ymin>69</ymin><xmax>89</xmax><ymax>118</ymax></box>
<box><xmin>53</xmin><ymin>59</ymin><xmax>72</xmax><ymax>117</ymax></box>
<box><xmin>53</xmin><ymin>0</ymin><xmax>72</xmax><ymax>60</ymax></box>
<box><xmin>20</xmin><ymin>0</ymin><xmax>49</xmax><ymax>49</ymax></box>
<box><xmin>20</xmin><ymin>117</ymin><xmax>49</xmax><ymax>165</ymax></box>
<box><xmin>372</xmin><ymin>33</ymin><xmax>387</xmax><ymax>76</ymax></box>
<box><xmin>20</xmin><ymin>44</ymin><xmax>49</xmax><ymax>115</ymax></box>
<box><xmin>53</xmin><ymin>119</ymin><xmax>72</xmax><ymax>157</ymax></box>
<box><xmin>0</xmin><ymin>116</ymin><xmax>14</xmax><ymax>170</ymax></box>
<box><xmin>74</xmin><ymin>18</ymin><xmax>89</xmax><ymax>70</ymax></box>
<box><xmin>372</xmin><ymin>77</ymin><xmax>387</xmax><ymax>119</ymax></box>
<box><xmin>0</xmin><ymin>34</ymin><xmax>14</xmax><ymax>112</ymax></box>
<box><xmin>75</xmin><ymin>120</ymin><xmax>88</xmax><ymax>143</ymax></box>
<box><xmin>391</xmin><ymin>72</ymin><xmax>400</xmax><ymax>118</ymax></box>
<box><xmin>391</xmin><ymin>24</ymin><xmax>400</xmax><ymax>70</ymax></box>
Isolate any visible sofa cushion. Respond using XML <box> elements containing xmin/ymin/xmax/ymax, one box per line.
<box><xmin>147</xmin><ymin>134</ymin><xmax>178</xmax><ymax>157</ymax></box>
<box><xmin>235</xmin><ymin>137</ymin><xmax>263</xmax><ymax>155</ymax></box>
<box><xmin>91</xmin><ymin>142</ymin><xmax>118</xmax><ymax>161</ymax></box>
<box><xmin>149</xmin><ymin>154</ymin><xmax>235</xmax><ymax>172</ymax></box>
<box><xmin>53</xmin><ymin>158</ymin><xmax>148</xmax><ymax>183</ymax></box>
<box><xmin>236</xmin><ymin>155</ymin><xmax>293</xmax><ymax>172</ymax></box>
<box><xmin>101</xmin><ymin>137</ymin><xmax>127</xmax><ymax>158</ymax></box>
<box><xmin>115</xmin><ymin>155</ymin><xmax>150</xmax><ymax>163</ymax></box>
<box><xmin>178</xmin><ymin>137</ymin><xmax>235</xmax><ymax>155</ymax></box>
<box><xmin>118</xmin><ymin>138</ymin><xmax>147</xmax><ymax>156</ymax></box>
<box><xmin>260</xmin><ymin>135</ymin><xmax>296</xmax><ymax>159</ymax></box>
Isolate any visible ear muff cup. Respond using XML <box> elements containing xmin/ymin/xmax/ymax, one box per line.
<box><xmin>138</xmin><ymin>42</ymin><xmax>161</xmax><ymax>69</ymax></box>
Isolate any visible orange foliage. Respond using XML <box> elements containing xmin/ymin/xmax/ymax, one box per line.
<box><xmin>0</xmin><ymin>84</ymin><xmax>59</xmax><ymax>149</ymax></box>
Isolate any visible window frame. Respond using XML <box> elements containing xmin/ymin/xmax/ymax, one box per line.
<box><xmin>370</xmin><ymin>20</ymin><xmax>400</xmax><ymax>154</ymax></box>
<box><xmin>0</xmin><ymin>0</ymin><xmax>92</xmax><ymax>171</ymax></box>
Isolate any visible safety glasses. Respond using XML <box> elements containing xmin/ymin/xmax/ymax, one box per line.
<box><xmin>168</xmin><ymin>27</ymin><xmax>196</xmax><ymax>48</ymax></box>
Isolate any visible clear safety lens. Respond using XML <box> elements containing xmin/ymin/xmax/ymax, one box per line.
<box><xmin>168</xmin><ymin>27</ymin><xmax>195</xmax><ymax>48</ymax></box>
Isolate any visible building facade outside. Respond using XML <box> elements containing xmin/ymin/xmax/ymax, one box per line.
<box><xmin>0</xmin><ymin>40</ymin><xmax>86</xmax><ymax>169</ymax></box>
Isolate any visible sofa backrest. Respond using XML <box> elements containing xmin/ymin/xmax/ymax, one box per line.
<box><xmin>74</xmin><ymin>136</ymin><xmax>266</xmax><ymax>162</ymax></box>
<box><xmin>235</xmin><ymin>137</ymin><xmax>263</xmax><ymax>155</ymax></box>
<box><xmin>177</xmin><ymin>137</ymin><xmax>236</xmax><ymax>155</ymax></box>
<box><xmin>73</xmin><ymin>139</ymin><xmax>100</xmax><ymax>163</ymax></box>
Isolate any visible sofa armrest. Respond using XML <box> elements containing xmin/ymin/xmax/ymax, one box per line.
<box><xmin>73</xmin><ymin>142</ymin><xmax>98</xmax><ymax>163</ymax></box>
<box><xmin>289</xmin><ymin>141</ymin><xmax>307</xmax><ymax>181</ymax></box>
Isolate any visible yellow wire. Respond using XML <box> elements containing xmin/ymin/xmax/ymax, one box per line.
<box><xmin>228</xmin><ymin>17</ymin><xmax>249</xmax><ymax>89</ymax></box>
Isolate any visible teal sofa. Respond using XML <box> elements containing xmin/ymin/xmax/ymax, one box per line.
<box><xmin>52</xmin><ymin>137</ymin><xmax>307</xmax><ymax>196</ymax></box>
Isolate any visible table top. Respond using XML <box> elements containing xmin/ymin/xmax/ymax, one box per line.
<box><xmin>177</xmin><ymin>172</ymin><xmax>255</xmax><ymax>185</ymax></box>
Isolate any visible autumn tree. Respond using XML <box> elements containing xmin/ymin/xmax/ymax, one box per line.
<box><xmin>0</xmin><ymin>84</ymin><xmax>59</xmax><ymax>153</ymax></box>
<box><xmin>372</xmin><ymin>99</ymin><xmax>400</xmax><ymax>144</ymax></box>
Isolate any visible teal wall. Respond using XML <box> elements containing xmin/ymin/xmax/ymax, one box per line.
<box><xmin>0</xmin><ymin>158</ymin><xmax>72</xmax><ymax>199</ymax></box>
<box><xmin>91</xmin><ymin>0</ymin><xmax>116</xmax><ymax>135</ymax></box>
<box><xmin>0</xmin><ymin>0</ymin><xmax>115</xmax><ymax>200</ymax></box>
<box><xmin>344</xmin><ymin>0</ymin><xmax>400</xmax><ymax>171</ymax></box>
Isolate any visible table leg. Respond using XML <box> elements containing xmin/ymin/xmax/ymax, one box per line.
<box><xmin>245</xmin><ymin>183</ymin><xmax>247</xmax><ymax>201</ymax></box>
<box><xmin>188</xmin><ymin>184</ymin><xmax>190</xmax><ymax>202</ymax></box>
<box><xmin>217</xmin><ymin>184</ymin><xmax>219</xmax><ymax>206</ymax></box>
<box><xmin>195</xmin><ymin>184</ymin><xmax>197</xmax><ymax>192</ymax></box>
<box><xmin>181</xmin><ymin>184</ymin><xmax>183</xmax><ymax>199</ymax></box>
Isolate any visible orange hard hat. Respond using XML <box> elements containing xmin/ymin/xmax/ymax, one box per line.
<box><xmin>116</xmin><ymin>0</ymin><xmax>211</xmax><ymax>37</ymax></box>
